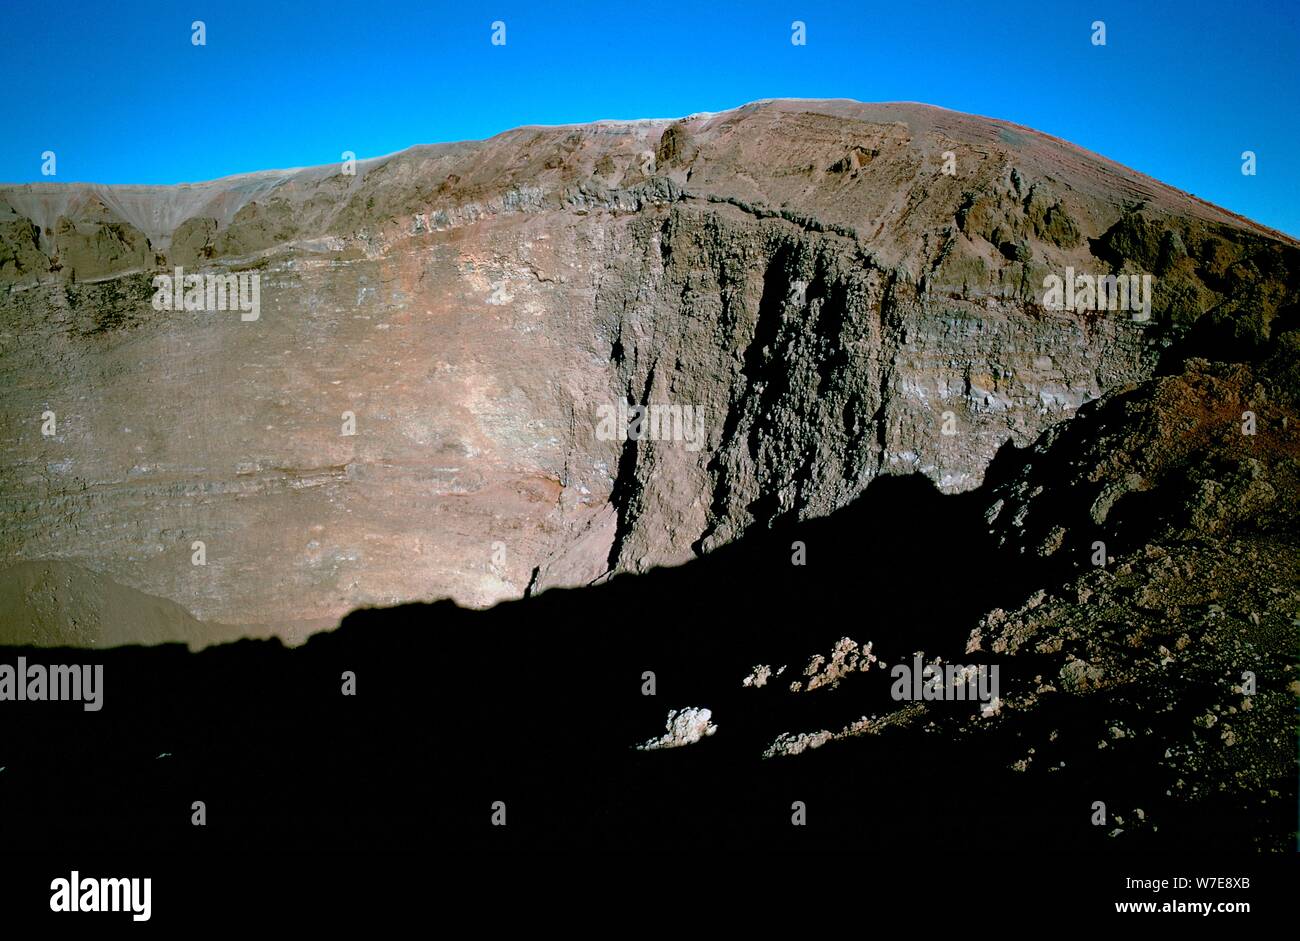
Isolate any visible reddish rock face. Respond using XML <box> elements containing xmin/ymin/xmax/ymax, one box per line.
<box><xmin>1</xmin><ymin>99</ymin><xmax>1297</xmax><ymax>645</ymax></box>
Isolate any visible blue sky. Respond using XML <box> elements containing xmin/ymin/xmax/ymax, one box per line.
<box><xmin>4</xmin><ymin>0</ymin><xmax>1297</xmax><ymax>235</ymax></box>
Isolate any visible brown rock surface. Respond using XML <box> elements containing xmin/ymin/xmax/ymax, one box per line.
<box><xmin>1</xmin><ymin>99</ymin><xmax>1296</xmax><ymax>643</ymax></box>
<box><xmin>0</xmin><ymin>559</ymin><xmax>273</xmax><ymax>649</ymax></box>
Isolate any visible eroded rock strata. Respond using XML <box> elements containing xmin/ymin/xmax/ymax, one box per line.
<box><xmin>1</xmin><ymin>99</ymin><xmax>1296</xmax><ymax>642</ymax></box>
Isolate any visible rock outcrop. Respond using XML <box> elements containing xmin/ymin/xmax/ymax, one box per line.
<box><xmin>2</xmin><ymin>99</ymin><xmax>1297</xmax><ymax>642</ymax></box>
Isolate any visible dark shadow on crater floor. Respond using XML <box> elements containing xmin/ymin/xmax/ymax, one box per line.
<box><xmin>0</xmin><ymin>460</ymin><xmax>1274</xmax><ymax>853</ymax></box>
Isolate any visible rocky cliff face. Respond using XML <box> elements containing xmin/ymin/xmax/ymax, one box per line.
<box><xmin>2</xmin><ymin>100</ymin><xmax>1297</xmax><ymax>642</ymax></box>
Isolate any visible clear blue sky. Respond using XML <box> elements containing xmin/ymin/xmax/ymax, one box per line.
<box><xmin>4</xmin><ymin>0</ymin><xmax>1297</xmax><ymax>235</ymax></box>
